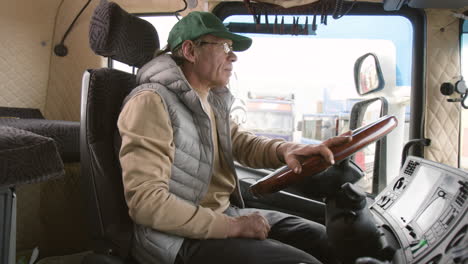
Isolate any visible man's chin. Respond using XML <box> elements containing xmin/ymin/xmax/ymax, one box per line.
<box><xmin>218</xmin><ymin>79</ymin><xmax>230</xmax><ymax>87</ymax></box>
<box><xmin>209</xmin><ymin>81</ymin><xmax>229</xmax><ymax>88</ymax></box>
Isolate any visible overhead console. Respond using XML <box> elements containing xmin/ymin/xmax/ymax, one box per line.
<box><xmin>383</xmin><ymin>0</ymin><xmax>467</xmax><ymax>11</ymax></box>
<box><xmin>371</xmin><ymin>156</ymin><xmax>467</xmax><ymax>263</ymax></box>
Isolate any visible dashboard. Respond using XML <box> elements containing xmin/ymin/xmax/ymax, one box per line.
<box><xmin>370</xmin><ymin>156</ymin><xmax>467</xmax><ymax>263</ymax></box>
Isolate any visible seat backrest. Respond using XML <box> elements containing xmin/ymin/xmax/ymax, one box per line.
<box><xmin>80</xmin><ymin>0</ymin><xmax>159</xmax><ymax>258</ymax></box>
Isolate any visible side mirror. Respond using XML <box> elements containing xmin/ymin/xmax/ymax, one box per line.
<box><xmin>354</xmin><ymin>53</ymin><xmax>385</xmax><ymax>96</ymax></box>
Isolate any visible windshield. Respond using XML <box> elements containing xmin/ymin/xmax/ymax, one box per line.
<box><xmin>245</xmin><ymin>111</ymin><xmax>294</xmax><ymax>133</ymax></box>
<box><xmin>223</xmin><ymin>13</ymin><xmax>413</xmax><ymax>193</ymax></box>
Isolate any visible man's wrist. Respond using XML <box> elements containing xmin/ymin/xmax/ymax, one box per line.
<box><xmin>227</xmin><ymin>216</ymin><xmax>241</xmax><ymax>238</ymax></box>
<box><xmin>276</xmin><ymin>141</ymin><xmax>290</xmax><ymax>163</ymax></box>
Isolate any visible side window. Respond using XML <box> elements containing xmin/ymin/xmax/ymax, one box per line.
<box><xmin>111</xmin><ymin>15</ymin><xmax>178</xmax><ymax>72</ymax></box>
<box><xmin>460</xmin><ymin>20</ymin><xmax>468</xmax><ymax>169</ymax></box>
<box><xmin>224</xmin><ymin>14</ymin><xmax>413</xmax><ymax>193</ymax></box>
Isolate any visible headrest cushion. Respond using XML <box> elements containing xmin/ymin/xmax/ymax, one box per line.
<box><xmin>89</xmin><ymin>0</ymin><xmax>159</xmax><ymax>68</ymax></box>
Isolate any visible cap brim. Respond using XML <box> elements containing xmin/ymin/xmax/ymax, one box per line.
<box><xmin>211</xmin><ymin>31</ymin><xmax>252</xmax><ymax>52</ymax></box>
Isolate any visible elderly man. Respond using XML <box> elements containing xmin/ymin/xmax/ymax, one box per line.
<box><xmin>118</xmin><ymin>11</ymin><xmax>351</xmax><ymax>264</ymax></box>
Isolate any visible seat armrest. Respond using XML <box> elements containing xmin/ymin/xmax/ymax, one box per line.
<box><xmin>0</xmin><ymin>119</ymin><xmax>80</xmax><ymax>162</ymax></box>
<box><xmin>0</xmin><ymin>126</ymin><xmax>64</xmax><ymax>187</ymax></box>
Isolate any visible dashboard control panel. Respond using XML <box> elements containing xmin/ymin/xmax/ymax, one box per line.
<box><xmin>370</xmin><ymin>156</ymin><xmax>467</xmax><ymax>263</ymax></box>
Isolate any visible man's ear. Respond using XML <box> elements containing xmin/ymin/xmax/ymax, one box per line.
<box><xmin>181</xmin><ymin>40</ymin><xmax>196</xmax><ymax>63</ymax></box>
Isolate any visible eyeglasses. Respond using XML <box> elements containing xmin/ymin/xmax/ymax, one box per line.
<box><xmin>198</xmin><ymin>41</ymin><xmax>234</xmax><ymax>54</ymax></box>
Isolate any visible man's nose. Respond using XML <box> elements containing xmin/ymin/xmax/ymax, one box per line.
<box><xmin>228</xmin><ymin>51</ymin><xmax>237</xmax><ymax>62</ymax></box>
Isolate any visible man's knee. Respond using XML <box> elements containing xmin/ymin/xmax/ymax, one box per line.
<box><xmin>263</xmin><ymin>239</ymin><xmax>323</xmax><ymax>264</ymax></box>
<box><xmin>270</xmin><ymin>216</ymin><xmax>327</xmax><ymax>245</ymax></box>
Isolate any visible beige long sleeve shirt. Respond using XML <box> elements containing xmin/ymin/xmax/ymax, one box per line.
<box><xmin>118</xmin><ymin>90</ymin><xmax>285</xmax><ymax>239</ymax></box>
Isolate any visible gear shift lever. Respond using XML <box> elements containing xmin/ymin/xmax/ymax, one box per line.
<box><xmin>326</xmin><ymin>182</ymin><xmax>394</xmax><ymax>263</ymax></box>
<box><xmin>295</xmin><ymin>159</ymin><xmax>395</xmax><ymax>263</ymax></box>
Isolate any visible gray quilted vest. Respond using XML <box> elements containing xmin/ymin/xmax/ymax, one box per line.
<box><xmin>122</xmin><ymin>55</ymin><xmax>244</xmax><ymax>264</ymax></box>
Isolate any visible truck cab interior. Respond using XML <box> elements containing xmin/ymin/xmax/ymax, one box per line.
<box><xmin>0</xmin><ymin>0</ymin><xmax>467</xmax><ymax>264</ymax></box>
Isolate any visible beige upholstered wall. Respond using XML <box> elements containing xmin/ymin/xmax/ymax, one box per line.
<box><xmin>0</xmin><ymin>0</ymin><xmax>62</xmax><ymax>113</ymax></box>
<box><xmin>424</xmin><ymin>8</ymin><xmax>467</xmax><ymax>167</ymax></box>
<box><xmin>43</xmin><ymin>0</ymin><xmax>101</xmax><ymax>121</ymax></box>
<box><xmin>43</xmin><ymin>0</ymin><xmax>203</xmax><ymax>121</ymax></box>
<box><xmin>0</xmin><ymin>0</ymin><xmax>192</xmax><ymax>121</ymax></box>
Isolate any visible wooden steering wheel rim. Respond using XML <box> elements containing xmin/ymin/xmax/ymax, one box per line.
<box><xmin>249</xmin><ymin>115</ymin><xmax>398</xmax><ymax>197</ymax></box>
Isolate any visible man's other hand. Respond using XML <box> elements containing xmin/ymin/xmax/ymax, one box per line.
<box><xmin>228</xmin><ymin>212</ymin><xmax>270</xmax><ymax>240</ymax></box>
<box><xmin>277</xmin><ymin>131</ymin><xmax>352</xmax><ymax>174</ymax></box>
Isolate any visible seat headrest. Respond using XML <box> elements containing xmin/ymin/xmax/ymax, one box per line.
<box><xmin>89</xmin><ymin>0</ymin><xmax>159</xmax><ymax>68</ymax></box>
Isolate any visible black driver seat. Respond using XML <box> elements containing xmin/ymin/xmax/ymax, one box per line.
<box><xmin>80</xmin><ymin>1</ymin><xmax>159</xmax><ymax>262</ymax></box>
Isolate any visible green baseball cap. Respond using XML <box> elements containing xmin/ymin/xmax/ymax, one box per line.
<box><xmin>168</xmin><ymin>11</ymin><xmax>252</xmax><ymax>52</ymax></box>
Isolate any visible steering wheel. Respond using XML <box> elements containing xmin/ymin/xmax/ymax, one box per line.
<box><xmin>249</xmin><ymin>115</ymin><xmax>398</xmax><ymax>197</ymax></box>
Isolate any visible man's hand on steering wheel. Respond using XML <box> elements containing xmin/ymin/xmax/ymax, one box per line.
<box><xmin>251</xmin><ymin>116</ymin><xmax>397</xmax><ymax>196</ymax></box>
<box><xmin>276</xmin><ymin>131</ymin><xmax>353</xmax><ymax>174</ymax></box>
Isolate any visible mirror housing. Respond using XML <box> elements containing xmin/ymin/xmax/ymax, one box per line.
<box><xmin>354</xmin><ymin>53</ymin><xmax>385</xmax><ymax>96</ymax></box>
